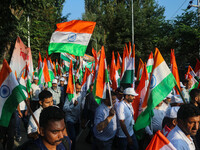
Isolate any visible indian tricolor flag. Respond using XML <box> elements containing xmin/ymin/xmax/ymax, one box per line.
<box><xmin>110</xmin><ymin>51</ymin><xmax>120</xmax><ymax>90</ymax></box>
<box><xmin>0</xmin><ymin>59</ymin><xmax>27</xmax><ymax>127</ymax></box>
<box><xmin>136</xmin><ymin>58</ymin><xmax>144</xmax><ymax>80</ymax></box>
<box><xmin>121</xmin><ymin>46</ymin><xmax>135</xmax><ymax>84</ymax></box>
<box><xmin>146</xmin><ymin>52</ymin><xmax>154</xmax><ymax>75</ymax></box>
<box><xmin>194</xmin><ymin>59</ymin><xmax>200</xmax><ymax>78</ymax></box>
<box><xmin>66</xmin><ymin>60</ymin><xmax>76</xmax><ymax>103</ymax></box>
<box><xmin>81</xmin><ymin>67</ymin><xmax>93</xmax><ymax>93</ymax></box>
<box><xmin>134</xmin><ymin>48</ymin><xmax>176</xmax><ymax>131</ymax></box>
<box><xmin>146</xmin><ymin>130</ymin><xmax>176</xmax><ymax>150</ymax></box>
<box><xmin>48</xmin><ymin>20</ymin><xmax>96</xmax><ymax>56</ymax></box>
<box><xmin>132</xmin><ymin>63</ymin><xmax>149</xmax><ymax>121</ymax></box>
<box><xmin>186</xmin><ymin>65</ymin><xmax>199</xmax><ymax>90</ymax></box>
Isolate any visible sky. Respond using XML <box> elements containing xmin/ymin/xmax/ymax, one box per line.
<box><xmin>62</xmin><ymin>0</ymin><xmax>197</xmax><ymax>21</ymax></box>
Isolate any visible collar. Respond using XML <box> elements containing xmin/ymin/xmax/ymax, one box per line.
<box><xmin>176</xmin><ymin>125</ymin><xmax>194</xmax><ymax>144</ymax></box>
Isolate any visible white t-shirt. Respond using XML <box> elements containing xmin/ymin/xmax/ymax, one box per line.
<box><xmin>116</xmin><ymin>100</ymin><xmax>134</xmax><ymax>138</ymax></box>
<box><xmin>167</xmin><ymin>125</ymin><xmax>195</xmax><ymax>150</ymax></box>
<box><xmin>31</xmin><ymin>83</ymin><xmax>41</xmax><ymax>101</ymax></box>
<box><xmin>27</xmin><ymin>106</ymin><xmax>43</xmax><ymax>134</ymax></box>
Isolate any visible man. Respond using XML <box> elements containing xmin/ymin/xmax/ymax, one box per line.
<box><xmin>82</xmin><ymin>84</ymin><xmax>99</xmax><ymax>143</ymax></box>
<box><xmin>48</xmin><ymin>79</ymin><xmax>61</xmax><ymax>106</ymax></box>
<box><xmin>116</xmin><ymin>87</ymin><xmax>139</xmax><ymax>150</ymax></box>
<box><xmin>167</xmin><ymin>104</ymin><xmax>200</xmax><ymax>149</ymax></box>
<box><xmin>190</xmin><ymin>88</ymin><xmax>200</xmax><ymax>108</ymax></box>
<box><xmin>19</xmin><ymin>106</ymin><xmax>71</xmax><ymax>150</ymax></box>
<box><xmin>15</xmin><ymin>99</ymin><xmax>29</xmax><ymax>142</ymax></box>
<box><xmin>181</xmin><ymin>80</ymin><xmax>190</xmax><ymax>103</ymax></box>
<box><xmin>93</xmin><ymin>90</ymin><xmax>117</xmax><ymax>150</ymax></box>
<box><xmin>63</xmin><ymin>81</ymin><xmax>83</xmax><ymax>150</ymax></box>
<box><xmin>114</xmin><ymin>87</ymin><xmax>124</xmax><ymax>110</ymax></box>
<box><xmin>58</xmin><ymin>77</ymin><xmax>67</xmax><ymax>109</ymax></box>
<box><xmin>27</xmin><ymin>90</ymin><xmax>53</xmax><ymax>139</ymax></box>
<box><xmin>30</xmin><ymin>76</ymin><xmax>41</xmax><ymax>112</ymax></box>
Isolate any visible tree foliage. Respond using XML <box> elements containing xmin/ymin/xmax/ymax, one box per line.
<box><xmin>0</xmin><ymin>0</ymin><xmax>68</xmax><ymax>66</ymax></box>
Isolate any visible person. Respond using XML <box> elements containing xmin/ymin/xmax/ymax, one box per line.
<box><xmin>27</xmin><ymin>90</ymin><xmax>53</xmax><ymax>139</ymax></box>
<box><xmin>18</xmin><ymin>106</ymin><xmax>71</xmax><ymax>150</ymax></box>
<box><xmin>63</xmin><ymin>81</ymin><xmax>83</xmax><ymax>150</ymax></box>
<box><xmin>181</xmin><ymin>80</ymin><xmax>190</xmax><ymax>103</ymax></box>
<box><xmin>48</xmin><ymin>79</ymin><xmax>61</xmax><ymax>106</ymax></box>
<box><xmin>116</xmin><ymin>87</ymin><xmax>139</xmax><ymax>150</ymax></box>
<box><xmin>189</xmin><ymin>88</ymin><xmax>200</xmax><ymax>149</ymax></box>
<box><xmin>93</xmin><ymin>90</ymin><xmax>117</xmax><ymax>150</ymax></box>
<box><xmin>114</xmin><ymin>87</ymin><xmax>124</xmax><ymax>110</ymax></box>
<box><xmin>190</xmin><ymin>88</ymin><xmax>200</xmax><ymax>108</ymax></box>
<box><xmin>162</xmin><ymin>106</ymin><xmax>179</xmax><ymax>137</ymax></box>
<box><xmin>0</xmin><ymin>113</ymin><xmax>15</xmax><ymax>150</ymax></box>
<box><xmin>82</xmin><ymin>84</ymin><xmax>99</xmax><ymax>143</ymax></box>
<box><xmin>151</xmin><ymin>101</ymin><xmax>166</xmax><ymax>133</ymax></box>
<box><xmin>30</xmin><ymin>76</ymin><xmax>41</xmax><ymax>112</ymax></box>
<box><xmin>58</xmin><ymin>77</ymin><xmax>67</xmax><ymax>109</ymax></box>
<box><xmin>15</xmin><ymin>99</ymin><xmax>29</xmax><ymax>142</ymax></box>
<box><xmin>167</xmin><ymin>104</ymin><xmax>200</xmax><ymax>149</ymax></box>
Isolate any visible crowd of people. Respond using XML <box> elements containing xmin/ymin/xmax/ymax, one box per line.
<box><xmin>0</xmin><ymin>73</ymin><xmax>200</xmax><ymax>150</ymax></box>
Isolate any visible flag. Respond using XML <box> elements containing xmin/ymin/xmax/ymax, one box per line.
<box><xmin>185</xmin><ymin>66</ymin><xmax>199</xmax><ymax>90</ymax></box>
<box><xmin>10</xmin><ymin>37</ymin><xmax>33</xmax><ymax>78</ymax></box>
<box><xmin>170</xmin><ymin>49</ymin><xmax>180</xmax><ymax>95</ymax></box>
<box><xmin>194</xmin><ymin>59</ymin><xmax>200</xmax><ymax>78</ymax></box>
<box><xmin>38</xmin><ymin>52</ymin><xmax>44</xmax><ymax>85</ymax></box>
<box><xmin>81</xmin><ymin>67</ymin><xmax>93</xmax><ymax>93</ymax></box>
<box><xmin>120</xmin><ymin>47</ymin><xmax>129</xmax><ymax>79</ymax></box>
<box><xmin>61</xmin><ymin>53</ymin><xmax>76</xmax><ymax>64</ymax></box>
<box><xmin>146</xmin><ymin>130</ymin><xmax>176</xmax><ymax>150</ymax></box>
<box><xmin>48</xmin><ymin>20</ymin><xmax>96</xmax><ymax>56</ymax></box>
<box><xmin>121</xmin><ymin>47</ymin><xmax>135</xmax><ymax>84</ymax></box>
<box><xmin>47</xmin><ymin>56</ymin><xmax>55</xmax><ymax>87</ymax></box>
<box><xmin>93</xmin><ymin>46</ymin><xmax>109</xmax><ymax>104</ymax></box>
<box><xmin>134</xmin><ymin>48</ymin><xmax>176</xmax><ymax>131</ymax></box>
<box><xmin>137</xmin><ymin>58</ymin><xmax>144</xmax><ymax>80</ymax></box>
<box><xmin>66</xmin><ymin>60</ymin><xmax>76</xmax><ymax>103</ymax></box>
<box><xmin>110</xmin><ymin>51</ymin><xmax>120</xmax><ymax>90</ymax></box>
<box><xmin>132</xmin><ymin>63</ymin><xmax>149</xmax><ymax>121</ymax></box>
<box><xmin>146</xmin><ymin>52</ymin><xmax>154</xmax><ymax>75</ymax></box>
<box><xmin>92</xmin><ymin>48</ymin><xmax>98</xmax><ymax>83</ymax></box>
<box><xmin>24</xmin><ymin>63</ymin><xmax>32</xmax><ymax>93</ymax></box>
<box><xmin>0</xmin><ymin>59</ymin><xmax>27</xmax><ymax>127</ymax></box>
<box><xmin>116</xmin><ymin>51</ymin><xmax>122</xmax><ymax>74</ymax></box>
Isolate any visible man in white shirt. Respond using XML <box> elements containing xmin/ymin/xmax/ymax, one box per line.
<box><xmin>48</xmin><ymin>79</ymin><xmax>61</xmax><ymax>106</ymax></box>
<box><xmin>30</xmin><ymin>76</ymin><xmax>41</xmax><ymax>112</ymax></box>
<box><xmin>27</xmin><ymin>90</ymin><xmax>53</xmax><ymax>139</ymax></box>
<box><xmin>167</xmin><ymin>104</ymin><xmax>200</xmax><ymax>150</ymax></box>
<box><xmin>116</xmin><ymin>87</ymin><xmax>139</xmax><ymax>150</ymax></box>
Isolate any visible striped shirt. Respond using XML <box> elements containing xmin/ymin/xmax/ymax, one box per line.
<box><xmin>93</xmin><ymin>103</ymin><xmax>117</xmax><ymax>141</ymax></box>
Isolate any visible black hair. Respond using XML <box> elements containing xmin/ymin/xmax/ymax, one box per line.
<box><xmin>111</xmin><ymin>91</ymin><xmax>116</xmax><ymax>96</ymax></box>
<box><xmin>39</xmin><ymin>106</ymin><xmax>65</xmax><ymax>128</ymax></box>
<box><xmin>189</xmin><ymin>88</ymin><xmax>200</xmax><ymax>104</ymax></box>
<box><xmin>177</xmin><ymin>104</ymin><xmax>200</xmax><ymax>121</ymax></box>
<box><xmin>39</xmin><ymin>90</ymin><xmax>52</xmax><ymax>102</ymax></box>
<box><xmin>75</xmin><ymin>81</ymin><xmax>81</xmax><ymax>85</ymax></box>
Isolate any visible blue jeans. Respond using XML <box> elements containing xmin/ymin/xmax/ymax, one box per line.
<box><xmin>93</xmin><ymin>137</ymin><xmax>114</xmax><ymax>150</ymax></box>
<box><xmin>66</xmin><ymin>121</ymin><xmax>80</xmax><ymax>150</ymax></box>
<box><xmin>15</xmin><ymin>110</ymin><xmax>29</xmax><ymax>138</ymax></box>
<box><xmin>117</xmin><ymin>134</ymin><xmax>139</xmax><ymax>150</ymax></box>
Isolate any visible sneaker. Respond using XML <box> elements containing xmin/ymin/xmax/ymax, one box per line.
<box><xmin>16</xmin><ymin>136</ymin><xmax>22</xmax><ymax>142</ymax></box>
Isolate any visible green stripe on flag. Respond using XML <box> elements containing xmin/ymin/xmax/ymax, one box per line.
<box><xmin>0</xmin><ymin>85</ymin><xmax>26</xmax><ymax>127</ymax></box>
<box><xmin>146</xmin><ymin>65</ymin><xmax>153</xmax><ymax>74</ymax></box>
<box><xmin>68</xmin><ymin>93</ymin><xmax>74</xmax><ymax>102</ymax></box>
<box><xmin>48</xmin><ymin>43</ymin><xmax>87</xmax><ymax>56</ymax></box>
<box><xmin>121</xmin><ymin>70</ymin><xmax>134</xmax><ymax>84</ymax></box>
<box><xmin>134</xmin><ymin>73</ymin><xmax>176</xmax><ymax>131</ymax></box>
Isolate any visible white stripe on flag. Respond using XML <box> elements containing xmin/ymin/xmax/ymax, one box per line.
<box><xmin>0</xmin><ymin>73</ymin><xmax>18</xmax><ymax>117</ymax></box>
<box><xmin>50</xmin><ymin>31</ymin><xmax>92</xmax><ymax>45</ymax></box>
<box><xmin>150</xmin><ymin>61</ymin><xmax>170</xmax><ymax>90</ymax></box>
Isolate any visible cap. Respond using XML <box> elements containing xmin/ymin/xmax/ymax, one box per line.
<box><xmin>123</xmin><ymin>88</ymin><xmax>138</xmax><ymax>96</ymax></box>
<box><xmin>166</xmin><ymin>93</ymin><xmax>173</xmax><ymax>99</ymax></box>
<box><xmin>62</xmin><ymin>74</ymin><xmax>67</xmax><ymax>77</ymax></box>
<box><xmin>52</xmin><ymin>79</ymin><xmax>58</xmax><ymax>84</ymax></box>
<box><xmin>33</xmin><ymin>76</ymin><xmax>39</xmax><ymax>80</ymax></box>
<box><xmin>60</xmin><ymin>77</ymin><xmax>65</xmax><ymax>81</ymax></box>
<box><xmin>170</xmin><ymin>95</ymin><xmax>183</xmax><ymax>104</ymax></box>
<box><xmin>55</xmin><ymin>76</ymin><xmax>59</xmax><ymax>79</ymax></box>
<box><xmin>180</xmin><ymin>82</ymin><xmax>186</xmax><ymax>88</ymax></box>
<box><xmin>165</xmin><ymin>106</ymin><xmax>180</xmax><ymax>118</ymax></box>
